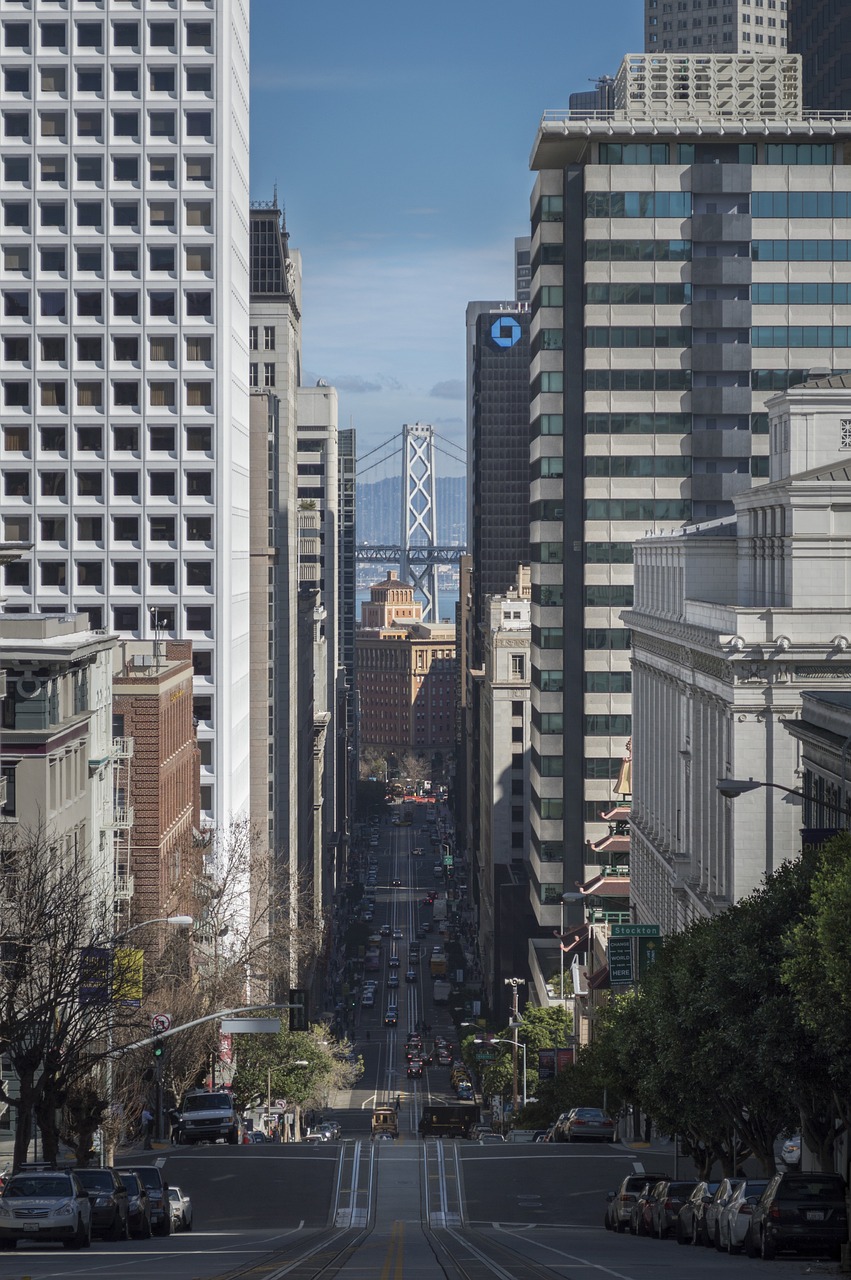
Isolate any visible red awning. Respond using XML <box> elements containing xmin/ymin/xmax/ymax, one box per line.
<box><xmin>580</xmin><ymin>874</ymin><xmax>630</xmax><ymax>898</ymax></box>
<box><xmin>599</xmin><ymin>803</ymin><xmax>630</xmax><ymax>822</ymax></box>
<box><xmin>589</xmin><ymin>833</ymin><xmax>630</xmax><ymax>856</ymax></box>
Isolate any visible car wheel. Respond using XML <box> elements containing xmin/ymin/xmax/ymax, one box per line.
<box><xmin>154</xmin><ymin>1214</ymin><xmax>172</xmax><ymax>1237</ymax></box>
<box><xmin>745</xmin><ymin>1225</ymin><xmax>759</xmax><ymax>1258</ymax></box>
<box><xmin>676</xmin><ymin>1220</ymin><xmax>689</xmax><ymax>1246</ymax></box>
<box><xmin>604</xmin><ymin>1210</ymin><xmax>613</xmax><ymax>1230</ymax></box>
<box><xmin>714</xmin><ymin>1223</ymin><xmax>722</xmax><ymax>1251</ymax></box>
<box><xmin>82</xmin><ymin>1221</ymin><xmax>92</xmax><ymax>1248</ymax></box>
<box><xmin>0</xmin><ymin>1239</ymin><xmax>16</xmax><ymax>1250</ymax></box>
<box><xmin>184</xmin><ymin>1215</ymin><xmax>192</xmax><ymax>1232</ymax></box>
<box><xmin>760</xmin><ymin>1230</ymin><xmax>776</xmax><ymax>1261</ymax></box>
<box><xmin>657</xmin><ymin>1219</ymin><xmax>667</xmax><ymax>1240</ymax></box>
<box><xmin>728</xmin><ymin>1233</ymin><xmax>741</xmax><ymax>1256</ymax></box>
<box><xmin>141</xmin><ymin>1213</ymin><xmax>153</xmax><ymax>1240</ymax></box>
<box><xmin>107</xmin><ymin>1211</ymin><xmax>124</xmax><ymax>1241</ymax></box>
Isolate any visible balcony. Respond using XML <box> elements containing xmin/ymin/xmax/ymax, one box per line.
<box><xmin>114</xmin><ymin>873</ymin><xmax>134</xmax><ymax>900</ymax></box>
<box><xmin>112</xmin><ymin>736</ymin><xmax>135</xmax><ymax>759</ymax></box>
<box><xmin>111</xmin><ymin>806</ymin><xmax>134</xmax><ymax>828</ymax></box>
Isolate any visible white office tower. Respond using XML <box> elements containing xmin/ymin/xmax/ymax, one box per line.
<box><xmin>645</xmin><ymin>0</ymin><xmax>789</xmax><ymax>54</ymax></box>
<box><xmin>0</xmin><ymin>0</ymin><xmax>251</xmax><ymax>824</ymax></box>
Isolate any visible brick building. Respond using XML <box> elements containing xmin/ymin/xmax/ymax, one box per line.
<box><xmin>111</xmin><ymin>640</ymin><xmax>200</xmax><ymax>924</ymax></box>
<box><xmin>356</xmin><ymin>576</ymin><xmax>456</xmax><ymax>757</ymax></box>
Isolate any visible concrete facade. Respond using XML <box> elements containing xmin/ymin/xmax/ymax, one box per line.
<box><xmin>646</xmin><ymin>0</ymin><xmax>789</xmax><ymax>53</ymax></box>
<box><xmin>527</xmin><ymin>52</ymin><xmax>851</xmax><ymax>934</ymax></box>
<box><xmin>0</xmin><ymin>0</ymin><xmax>252</xmax><ymax>826</ymax></box>
<box><xmin>625</xmin><ymin>375</ymin><xmax>851</xmax><ymax>933</ymax></box>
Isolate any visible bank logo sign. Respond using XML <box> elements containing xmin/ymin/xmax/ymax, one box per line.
<box><xmin>490</xmin><ymin>316</ymin><xmax>521</xmax><ymax>349</ymax></box>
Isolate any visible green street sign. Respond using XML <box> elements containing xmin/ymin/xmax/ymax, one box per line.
<box><xmin>443</xmin><ymin>855</ymin><xmax>453</xmax><ymax>867</ymax></box>
<box><xmin>638</xmin><ymin>936</ymin><xmax>660</xmax><ymax>979</ymax></box>
<box><xmin>607</xmin><ymin>936</ymin><xmax>634</xmax><ymax>984</ymax></box>
<box><xmin>475</xmin><ymin>1049</ymin><xmax>496</xmax><ymax>1062</ymax></box>
<box><xmin>610</xmin><ymin>923</ymin><xmax>661</xmax><ymax>938</ymax></box>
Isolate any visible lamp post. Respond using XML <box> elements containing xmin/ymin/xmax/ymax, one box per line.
<box><xmin>488</xmin><ymin>1038</ymin><xmax>527</xmax><ymax>1110</ymax></box>
<box><xmin>715</xmin><ymin>778</ymin><xmax>801</xmax><ymax>800</ymax></box>
<box><xmin>103</xmin><ymin>914</ymin><xmax>193</xmax><ymax>1164</ymax></box>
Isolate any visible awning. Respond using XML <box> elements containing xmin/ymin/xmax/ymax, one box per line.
<box><xmin>580</xmin><ymin>874</ymin><xmax>630</xmax><ymax>897</ymax></box>
<box><xmin>599</xmin><ymin>803</ymin><xmax>630</xmax><ymax>822</ymax></box>
<box><xmin>589</xmin><ymin>833</ymin><xmax>630</xmax><ymax>856</ymax></box>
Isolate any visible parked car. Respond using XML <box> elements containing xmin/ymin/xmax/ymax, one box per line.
<box><xmin>117</xmin><ymin>1171</ymin><xmax>152</xmax><ymax>1239</ymax></box>
<box><xmin>605</xmin><ymin>1172</ymin><xmax>668</xmax><ymax>1233</ymax></box>
<box><xmin>479</xmin><ymin>1133</ymin><xmax>505</xmax><ymax>1144</ymax></box>
<box><xmin>74</xmin><ymin>1166</ymin><xmax>130</xmax><ymax>1241</ymax></box>
<box><xmin>557</xmin><ymin>1107</ymin><xmax>615</xmax><ymax>1143</ymax></box>
<box><xmin>717</xmin><ymin>1179</ymin><xmax>769</xmax><ymax>1254</ymax></box>
<box><xmin>629</xmin><ymin>1180</ymin><xmax>663</xmax><ymax>1235</ymax></box>
<box><xmin>0</xmin><ymin>1169</ymin><xmax>92</xmax><ymax>1250</ymax></box>
<box><xmin>676</xmin><ymin>1181</ymin><xmax>720</xmax><ymax>1245</ymax></box>
<box><xmin>746</xmin><ymin>1171</ymin><xmax>848</xmax><ymax>1260</ymax></box>
<box><xmin>703</xmin><ymin>1177</ymin><xmax>744</xmax><ymax>1249</ymax></box>
<box><xmin>119</xmin><ymin>1165</ymin><xmax>170</xmax><ymax>1237</ymax></box>
<box><xmin>648</xmin><ymin>1179</ymin><xmax>697</xmax><ymax>1239</ymax></box>
<box><xmin>317</xmin><ymin>1119</ymin><xmax>341</xmax><ymax>1140</ymax></box>
<box><xmin>168</xmin><ymin>1186</ymin><xmax>193</xmax><ymax>1231</ymax></box>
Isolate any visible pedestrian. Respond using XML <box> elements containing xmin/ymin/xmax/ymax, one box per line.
<box><xmin>142</xmin><ymin>1105</ymin><xmax>154</xmax><ymax>1150</ymax></box>
<box><xmin>167</xmin><ymin>1107</ymin><xmax>181</xmax><ymax>1145</ymax></box>
<box><xmin>395</xmin><ymin>1095</ymin><xmax>401</xmax><ymax>1112</ymax></box>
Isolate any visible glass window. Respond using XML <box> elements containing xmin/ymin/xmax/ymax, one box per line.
<box><xmin>40</xmin><ymin>66</ymin><xmax>65</xmax><ymax>93</ymax></box>
<box><xmin>149</xmin><ymin>21</ymin><xmax>175</xmax><ymax>46</ymax></box>
<box><xmin>186</xmin><ymin>291</ymin><xmax>212</xmax><ymax>316</ymax></box>
<box><xmin>4</xmin><ymin>112</ymin><xmax>30</xmax><ymax>139</ymax></box>
<box><xmin>112</xmin><ymin>516</ymin><xmax>139</xmax><ymax>541</ymax></box>
<box><xmin>186</xmin><ymin>156</ymin><xmax>212</xmax><ymax>182</ymax></box>
<box><xmin>3</xmin><ymin>157</ymin><xmax>29</xmax><ymax>183</ymax></box>
<box><xmin>76</xmin><ymin>110</ymin><xmax>102</xmax><ymax>137</ymax></box>
<box><xmin>149</xmin><ymin>514</ymin><xmax>175</xmax><ymax>539</ymax></box>
<box><xmin>112</xmin><ymin>21</ymin><xmax>139</xmax><ymax>48</ymax></box>
<box><xmin>186</xmin><ymin>67</ymin><xmax>212</xmax><ymax>92</ymax></box>
<box><xmin>149</xmin><ymin>156</ymin><xmax>175</xmax><ymax>182</ymax></box>
<box><xmin>186</xmin><ymin>336</ymin><xmax>211</xmax><ymax>362</ymax></box>
<box><xmin>112</xmin><ymin>111</ymin><xmax>139</xmax><ymax>138</ymax></box>
<box><xmin>4</xmin><ymin>22</ymin><xmax>31</xmax><ymax>49</ymax></box>
<box><xmin>76</xmin><ymin>246</ymin><xmax>102</xmax><ymax>272</ymax></box>
<box><xmin>185</xmin><ymin>247</ymin><xmax>212</xmax><ymax>272</ymax></box>
<box><xmin>76</xmin><ymin>156</ymin><xmax>102</xmax><ymax>183</ymax></box>
<box><xmin>40</xmin><ymin>22</ymin><xmax>67</xmax><ymax>48</ymax></box>
<box><xmin>186</xmin><ymin>201</ymin><xmax>212</xmax><ymax>227</ymax></box>
<box><xmin>186</xmin><ymin>22</ymin><xmax>212</xmax><ymax>46</ymax></box>
<box><xmin>76</xmin><ymin>21</ymin><xmax>102</xmax><ymax>47</ymax></box>
<box><xmin>40</xmin><ymin>111</ymin><xmax>66</xmax><ymax>138</ymax></box>
<box><xmin>185</xmin><ymin>111</ymin><xmax>212</xmax><ymax>137</ymax></box>
<box><xmin>149</xmin><ymin>110</ymin><xmax>175</xmax><ymax>137</ymax></box>
<box><xmin>4</xmin><ymin>67</ymin><xmax>29</xmax><ymax>92</ymax></box>
<box><xmin>112</xmin><ymin>66</ymin><xmax>139</xmax><ymax>93</ymax></box>
<box><xmin>186</xmin><ymin>382</ymin><xmax>212</xmax><ymax>407</ymax></box>
<box><xmin>149</xmin><ymin>67</ymin><xmax>175</xmax><ymax>93</ymax></box>
<box><xmin>150</xmin><ymin>247</ymin><xmax>175</xmax><ymax>272</ymax></box>
<box><xmin>76</xmin><ymin>66</ymin><xmax>102</xmax><ymax>93</ymax></box>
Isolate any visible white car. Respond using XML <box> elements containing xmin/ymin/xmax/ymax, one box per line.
<box><xmin>780</xmin><ymin>1134</ymin><xmax>801</xmax><ymax>1166</ymax></box>
<box><xmin>168</xmin><ymin>1186</ymin><xmax>193</xmax><ymax>1231</ymax></box>
<box><xmin>0</xmin><ymin>1170</ymin><xmax>92</xmax><ymax>1249</ymax></box>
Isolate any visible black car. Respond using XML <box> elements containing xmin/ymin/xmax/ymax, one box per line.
<box><xmin>746</xmin><ymin>1171</ymin><xmax>847</xmax><ymax>1260</ymax></box>
<box><xmin>117</xmin><ymin>1171</ymin><xmax>152</xmax><ymax>1239</ymax></box>
<box><xmin>74</xmin><ymin>1167</ymin><xmax>130</xmax><ymax>1241</ymax></box>
<box><xmin>119</xmin><ymin>1165</ymin><xmax>170</xmax><ymax>1236</ymax></box>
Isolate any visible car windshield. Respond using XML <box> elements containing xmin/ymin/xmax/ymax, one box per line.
<box><xmin>183</xmin><ymin>1093</ymin><xmax>231</xmax><ymax>1112</ymax></box>
<box><xmin>118</xmin><ymin>1173</ymin><xmax>141</xmax><ymax>1193</ymax></box>
<box><xmin>6</xmin><ymin>1177</ymin><xmax>73</xmax><ymax>1198</ymax></box>
<box><xmin>168</xmin><ymin>1189</ymin><xmax>180</xmax><ymax>1201</ymax></box>
<box><xmin>667</xmin><ymin>1182</ymin><xmax>697</xmax><ymax>1196</ymax></box>
<box><xmin>126</xmin><ymin>1168</ymin><xmax>160</xmax><ymax>1190</ymax></box>
<box><xmin>76</xmin><ymin>1171</ymin><xmax>114</xmax><ymax>1192</ymax></box>
<box><xmin>777</xmin><ymin>1177</ymin><xmax>845</xmax><ymax>1201</ymax></box>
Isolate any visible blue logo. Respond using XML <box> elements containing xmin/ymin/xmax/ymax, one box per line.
<box><xmin>490</xmin><ymin>316</ymin><xmax>521</xmax><ymax>349</ymax></box>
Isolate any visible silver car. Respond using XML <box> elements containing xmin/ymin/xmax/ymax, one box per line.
<box><xmin>0</xmin><ymin>1170</ymin><xmax>92</xmax><ymax>1249</ymax></box>
<box><xmin>717</xmin><ymin>1179</ymin><xmax>769</xmax><ymax>1254</ymax></box>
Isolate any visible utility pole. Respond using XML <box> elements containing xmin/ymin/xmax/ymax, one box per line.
<box><xmin>504</xmin><ymin>977</ymin><xmax>525</xmax><ymax>1118</ymax></box>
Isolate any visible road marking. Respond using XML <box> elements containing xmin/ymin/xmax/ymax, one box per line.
<box><xmin>494</xmin><ymin>1223</ymin><xmax>643</xmax><ymax>1280</ymax></box>
<box><xmin>444</xmin><ymin>1226</ymin><xmax>519</xmax><ymax>1280</ymax></box>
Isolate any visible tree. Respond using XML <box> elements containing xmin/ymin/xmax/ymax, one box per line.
<box><xmin>230</xmin><ymin>1024</ymin><xmax>360</xmax><ymax>1138</ymax></box>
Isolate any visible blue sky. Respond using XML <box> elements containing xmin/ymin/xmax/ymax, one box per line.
<box><xmin>249</xmin><ymin>0</ymin><xmax>643</xmax><ymax>475</ymax></box>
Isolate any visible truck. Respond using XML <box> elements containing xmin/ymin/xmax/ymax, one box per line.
<box><xmin>178</xmin><ymin>1089</ymin><xmax>241</xmax><ymax>1145</ymax></box>
<box><xmin>432</xmin><ymin>897</ymin><xmax>447</xmax><ymax>924</ymax></box>
<box><xmin>430</xmin><ymin>953</ymin><xmax>447</xmax><ymax>978</ymax></box>
<box><xmin>371</xmin><ymin>1106</ymin><xmax>399</xmax><ymax>1140</ymax></box>
<box><xmin>432</xmin><ymin>979</ymin><xmax>451</xmax><ymax>1004</ymax></box>
<box><xmin>418</xmin><ymin>1103</ymin><xmax>478</xmax><ymax>1139</ymax></box>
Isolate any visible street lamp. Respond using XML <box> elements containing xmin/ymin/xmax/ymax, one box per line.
<box><xmin>715</xmin><ymin>778</ymin><xmax>802</xmax><ymax>801</ymax></box>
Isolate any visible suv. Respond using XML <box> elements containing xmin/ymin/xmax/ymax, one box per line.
<box><xmin>117</xmin><ymin>1171</ymin><xmax>152</xmax><ymax>1239</ymax></box>
<box><xmin>119</xmin><ymin>1165</ymin><xmax>171</xmax><ymax>1237</ymax></box>
<box><xmin>605</xmin><ymin>1171</ymin><xmax>668</xmax><ymax>1232</ymax></box>
<box><xmin>746</xmin><ymin>1171</ymin><xmax>847</xmax><ymax>1260</ymax></box>
<box><xmin>0</xmin><ymin>1168</ymin><xmax>92</xmax><ymax>1249</ymax></box>
<box><xmin>74</xmin><ymin>1166</ymin><xmax>129</xmax><ymax>1240</ymax></box>
<box><xmin>179</xmin><ymin>1088</ymin><xmax>240</xmax><ymax>1145</ymax></box>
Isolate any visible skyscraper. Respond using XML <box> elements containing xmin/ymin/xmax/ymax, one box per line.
<box><xmin>527</xmin><ymin>52</ymin><xmax>845</xmax><ymax>948</ymax></box>
<box><xmin>645</xmin><ymin>0</ymin><xmax>788</xmax><ymax>53</ymax></box>
<box><xmin>788</xmin><ymin>0</ymin><xmax>851</xmax><ymax>110</ymax></box>
<box><xmin>0</xmin><ymin>0</ymin><xmax>251</xmax><ymax>823</ymax></box>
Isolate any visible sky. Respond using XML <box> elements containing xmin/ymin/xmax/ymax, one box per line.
<box><xmin>249</xmin><ymin>0</ymin><xmax>644</xmax><ymax>476</ymax></box>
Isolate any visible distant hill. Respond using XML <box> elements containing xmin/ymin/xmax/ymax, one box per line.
<box><xmin>356</xmin><ymin>476</ymin><xmax>466</xmax><ymax>548</ymax></box>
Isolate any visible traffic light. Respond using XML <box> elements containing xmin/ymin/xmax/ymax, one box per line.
<box><xmin>288</xmin><ymin>989</ymin><xmax>308</xmax><ymax>1032</ymax></box>
<box><xmin>153</xmin><ymin>1039</ymin><xmax>165</xmax><ymax>1060</ymax></box>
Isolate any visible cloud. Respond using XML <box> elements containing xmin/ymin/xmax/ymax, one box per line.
<box><xmin>328</xmin><ymin>374</ymin><xmax>382</xmax><ymax>394</ymax></box>
<box><xmin>429</xmin><ymin>379</ymin><xmax>465</xmax><ymax>400</ymax></box>
<box><xmin>432</xmin><ymin>416</ymin><xmax>463</xmax><ymax>428</ymax></box>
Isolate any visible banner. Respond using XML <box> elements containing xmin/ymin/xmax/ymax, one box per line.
<box><xmin>537</xmin><ymin>1048</ymin><xmax>575</xmax><ymax>1081</ymax></box>
<box><xmin>79</xmin><ymin>947</ymin><xmax>111</xmax><ymax>1006</ymax></box>
<box><xmin>113</xmin><ymin>947</ymin><xmax>144</xmax><ymax>1006</ymax></box>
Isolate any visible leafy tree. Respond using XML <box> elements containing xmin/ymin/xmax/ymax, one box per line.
<box><xmin>230</xmin><ymin>1025</ymin><xmax>359</xmax><ymax>1138</ymax></box>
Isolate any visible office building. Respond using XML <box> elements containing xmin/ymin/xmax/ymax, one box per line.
<box><xmin>788</xmin><ymin>0</ymin><xmax>851</xmax><ymax>112</ymax></box>
<box><xmin>356</xmin><ymin>575</ymin><xmax>456</xmax><ymax>760</ymax></box>
<box><xmin>646</xmin><ymin>0</ymin><xmax>788</xmax><ymax>52</ymax></box>
<box><xmin>0</xmin><ymin>0</ymin><xmax>251</xmax><ymax>825</ymax></box>
<box><xmin>248</xmin><ymin>202</ymin><xmax>301</xmax><ymax>904</ymax></box>
<box><xmin>111</xmin><ymin>638</ymin><xmax>199</xmax><ymax>922</ymax></box>
<box><xmin>569</xmin><ymin>75</ymin><xmax>615</xmax><ymax>116</ymax></box>
<box><xmin>787</xmin><ymin>690</ymin><xmax>851</xmax><ymax>834</ymax></box>
<box><xmin>626</xmin><ymin>374</ymin><xmax>851</xmax><ymax>932</ymax></box>
<box><xmin>527</xmin><ymin>51</ymin><xmax>851</xmax><ymax>934</ymax></box>
<box><xmin>475</xmin><ymin>571</ymin><xmax>535</xmax><ymax>1021</ymax></box>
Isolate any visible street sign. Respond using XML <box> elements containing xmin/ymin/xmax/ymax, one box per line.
<box><xmin>610</xmin><ymin>924</ymin><xmax>661</xmax><ymax>938</ymax></box>
<box><xmin>607</xmin><ymin>937</ymin><xmax>634</xmax><ymax>984</ymax></box>
<box><xmin>638</xmin><ymin>937</ymin><xmax>659</xmax><ymax>980</ymax></box>
<box><xmin>150</xmin><ymin>1013</ymin><xmax>172</xmax><ymax>1034</ymax></box>
<box><xmin>475</xmin><ymin>1050</ymin><xmax>496</xmax><ymax>1062</ymax></box>
<box><xmin>220</xmin><ymin>1018</ymin><xmax>281</xmax><ymax>1034</ymax></box>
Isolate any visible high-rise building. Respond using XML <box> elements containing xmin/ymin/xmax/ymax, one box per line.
<box><xmin>569</xmin><ymin>76</ymin><xmax>615</xmax><ymax>117</ymax></box>
<box><xmin>248</xmin><ymin>202</ymin><xmax>301</xmax><ymax>890</ymax></box>
<box><xmin>645</xmin><ymin>0</ymin><xmax>788</xmax><ymax>52</ymax></box>
<box><xmin>788</xmin><ymin>0</ymin><xmax>851</xmax><ymax>111</ymax></box>
<box><xmin>527</xmin><ymin>52</ymin><xmax>850</xmax><ymax>944</ymax></box>
<box><xmin>0</xmin><ymin>0</ymin><xmax>251</xmax><ymax>825</ymax></box>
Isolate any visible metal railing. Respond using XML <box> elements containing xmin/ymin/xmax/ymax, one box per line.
<box><xmin>112</xmin><ymin>736</ymin><xmax>135</xmax><ymax>759</ymax></box>
<box><xmin>114</xmin><ymin>873</ymin><xmax>134</xmax><ymax>900</ymax></box>
<box><xmin>111</xmin><ymin>806</ymin><xmax>134</xmax><ymax>829</ymax></box>
<box><xmin>541</xmin><ymin>107</ymin><xmax>851</xmax><ymax>124</ymax></box>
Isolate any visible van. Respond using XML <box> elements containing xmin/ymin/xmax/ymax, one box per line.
<box><xmin>178</xmin><ymin>1089</ymin><xmax>240</xmax><ymax>1146</ymax></box>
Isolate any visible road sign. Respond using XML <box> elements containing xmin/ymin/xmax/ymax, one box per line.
<box><xmin>638</xmin><ymin>937</ymin><xmax>659</xmax><ymax>980</ymax></box>
<box><xmin>607</xmin><ymin>937</ymin><xmax>634</xmax><ymax>984</ymax></box>
<box><xmin>610</xmin><ymin>923</ymin><xmax>661</xmax><ymax>938</ymax></box>
<box><xmin>220</xmin><ymin>1017</ymin><xmax>281</xmax><ymax>1034</ymax></box>
<box><xmin>475</xmin><ymin>1049</ymin><xmax>496</xmax><ymax>1062</ymax></box>
<box><xmin>150</xmin><ymin>1013</ymin><xmax>172</xmax><ymax>1034</ymax></box>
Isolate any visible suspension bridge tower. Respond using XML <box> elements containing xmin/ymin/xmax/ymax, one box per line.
<box><xmin>399</xmin><ymin>423</ymin><xmax>440</xmax><ymax>623</ymax></box>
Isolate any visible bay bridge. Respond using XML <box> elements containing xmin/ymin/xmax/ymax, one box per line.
<box><xmin>356</xmin><ymin>423</ymin><xmax>466</xmax><ymax>623</ymax></box>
